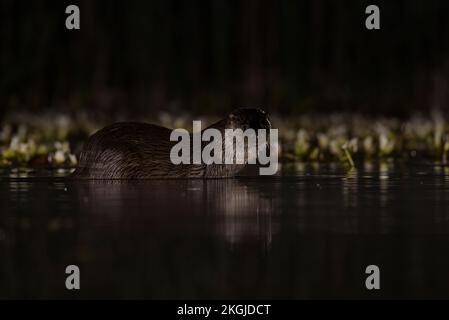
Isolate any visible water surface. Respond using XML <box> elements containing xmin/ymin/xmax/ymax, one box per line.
<box><xmin>1</xmin><ymin>161</ymin><xmax>449</xmax><ymax>299</ymax></box>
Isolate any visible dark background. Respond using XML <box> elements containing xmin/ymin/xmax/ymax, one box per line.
<box><xmin>1</xmin><ymin>0</ymin><xmax>449</xmax><ymax>118</ymax></box>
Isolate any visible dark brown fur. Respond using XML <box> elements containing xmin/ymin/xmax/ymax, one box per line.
<box><xmin>71</xmin><ymin>108</ymin><xmax>270</xmax><ymax>179</ymax></box>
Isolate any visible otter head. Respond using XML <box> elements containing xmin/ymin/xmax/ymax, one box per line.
<box><xmin>202</xmin><ymin>108</ymin><xmax>273</xmax><ymax>177</ymax></box>
<box><xmin>225</xmin><ymin>108</ymin><xmax>271</xmax><ymax>131</ymax></box>
<box><xmin>223</xmin><ymin>108</ymin><xmax>272</xmax><ymax>167</ymax></box>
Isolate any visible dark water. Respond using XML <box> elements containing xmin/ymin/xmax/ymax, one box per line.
<box><xmin>1</xmin><ymin>162</ymin><xmax>449</xmax><ymax>299</ymax></box>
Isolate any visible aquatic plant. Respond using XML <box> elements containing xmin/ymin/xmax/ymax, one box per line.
<box><xmin>1</xmin><ymin>110</ymin><xmax>449</xmax><ymax>168</ymax></box>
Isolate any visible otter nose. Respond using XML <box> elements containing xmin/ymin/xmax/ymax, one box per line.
<box><xmin>263</xmin><ymin>118</ymin><xmax>271</xmax><ymax>129</ymax></box>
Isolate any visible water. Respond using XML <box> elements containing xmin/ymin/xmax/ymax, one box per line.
<box><xmin>1</xmin><ymin>161</ymin><xmax>449</xmax><ymax>299</ymax></box>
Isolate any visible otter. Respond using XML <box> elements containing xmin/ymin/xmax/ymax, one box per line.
<box><xmin>71</xmin><ymin>108</ymin><xmax>271</xmax><ymax>179</ymax></box>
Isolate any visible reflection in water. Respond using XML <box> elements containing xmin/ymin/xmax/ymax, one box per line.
<box><xmin>205</xmin><ymin>180</ymin><xmax>277</xmax><ymax>247</ymax></box>
<box><xmin>342</xmin><ymin>168</ymin><xmax>358</xmax><ymax>209</ymax></box>
<box><xmin>74</xmin><ymin>179</ymin><xmax>277</xmax><ymax>247</ymax></box>
<box><xmin>1</xmin><ymin>162</ymin><xmax>449</xmax><ymax>298</ymax></box>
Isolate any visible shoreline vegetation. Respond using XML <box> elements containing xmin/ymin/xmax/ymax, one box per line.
<box><xmin>1</xmin><ymin>111</ymin><xmax>449</xmax><ymax>169</ymax></box>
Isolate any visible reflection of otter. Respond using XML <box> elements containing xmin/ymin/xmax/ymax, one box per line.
<box><xmin>205</xmin><ymin>179</ymin><xmax>277</xmax><ymax>246</ymax></box>
<box><xmin>74</xmin><ymin>178</ymin><xmax>278</xmax><ymax>246</ymax></box>
<box><xmin>71</xmin><ymin>108</ymin><xmax>271</xmax><ymax>179</ymax></box>
<box><xmin>68</xmin><ymin>179</ymin><xmax>278</xmax><ymax>298</ymax></box>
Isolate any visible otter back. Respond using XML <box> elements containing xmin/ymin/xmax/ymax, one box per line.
<box><xmin>71</xmin><ymin>122</ymin><xmax>206</xmax><ymax>179</ymax></box>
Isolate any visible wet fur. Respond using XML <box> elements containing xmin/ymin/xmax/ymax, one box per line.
<box><xmin>71</xmin><ymin>108</ymin><xmax>270</xmax><ymax>179</ymax></box>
